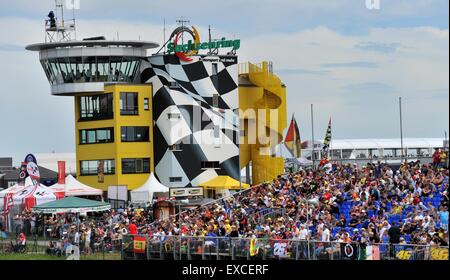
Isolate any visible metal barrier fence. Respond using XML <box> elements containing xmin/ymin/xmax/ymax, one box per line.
<box><xmin>121</xmin><ymin>235</ymin><xmax>449</xmax><ymax>261</ymax></box>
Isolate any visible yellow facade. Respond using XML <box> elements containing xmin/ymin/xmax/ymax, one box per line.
<box><xmin>75</xmin><ymin>84</ymin><xmax>154</xmax><ymax>191</ymax></box>
<box><xmin>239</xmin><ymin>62</ymin><xmax>287</xmax><ymax>185</ymax></box>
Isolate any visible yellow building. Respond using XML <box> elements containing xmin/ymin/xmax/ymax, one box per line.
<box><xmin>26</xmin><ymin>38</ymin><xmax>288</xmax><ymax>195</ymax></box>
<box><xmin>74</xmin><ymin>84</ymin><xmax>154</xmax><ymax>191</ymax></box>
<box><xmin>239</xmin><ymin>61</ymin><xmax>287</xmax><ymax>185</ymax></box>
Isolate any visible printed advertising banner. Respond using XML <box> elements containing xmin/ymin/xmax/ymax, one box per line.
<box><xmin>134</xmin><ymin>236</ymin><xmax>146</xmax><ymax>254</ymax></box>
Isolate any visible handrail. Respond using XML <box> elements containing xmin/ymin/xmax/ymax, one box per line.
<box><xmin>150</xmin><ymin>177</ymin><xmax>280</xmax><ymax>226</ymax></box>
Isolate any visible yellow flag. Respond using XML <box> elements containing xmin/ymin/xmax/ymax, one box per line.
<box><xmin>250</xmin><ymin>238</ymin><xmax>259</xmax><ymax>256</ymax></box>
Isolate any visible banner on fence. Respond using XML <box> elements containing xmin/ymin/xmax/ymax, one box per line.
<box><xmin>341</xmin><ymin>243</ymin><xmax>358</xmax><ymax>260</ymax></box>
<box><xmin>430</xmin><ymin>248</ymin><xmax>448</xmax><ymax>260</ymax></box>
<box><xmin>133</xmin><ymin>236</ymin><xmax>146</xmax><ymax>254</ymax></box>
<box><xmin>273</xmin><ymin>241</ymin><xmax>288</xmax><ymax>258</ymax></box>
<box><xmin>396</xmin><ymin>249</ymin><xmax>414</xmax><ymax>260</ymax></box>
<box><xmin>366</xmin><ymin>245</ymin><xmax>380</xmax><ymax>260</ymax></box>
<box><xmin>250</xmin><ymin>238</ymin><xmax>259</xmax><ymax>257</ymax></box>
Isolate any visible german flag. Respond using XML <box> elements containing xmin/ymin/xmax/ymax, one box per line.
<box><xmin>284</xmin><ymin>115</ymin><xmax>301</xmax><ymax>158</ymax></box>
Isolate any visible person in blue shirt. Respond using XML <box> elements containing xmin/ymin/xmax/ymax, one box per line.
<box><xmin>439</xmin><ymin>206</ymin><xmax>449</xmax><ymax>231</ymax></box>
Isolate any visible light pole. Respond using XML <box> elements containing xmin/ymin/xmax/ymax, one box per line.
<box><xmin>399</xmin><ymin>97</ymin><xmax>404</xmax><ymax>163</ymax></box>
<box><xmin>445</xmin><ymin>131</ymin><xmax>449</xmax><ymax>168</ymax></box>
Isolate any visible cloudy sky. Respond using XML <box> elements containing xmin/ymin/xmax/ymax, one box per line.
<box><xmin>0</xmin><ymin>0</ymin><xmax>448</xmax><ymax>162</ymax></box>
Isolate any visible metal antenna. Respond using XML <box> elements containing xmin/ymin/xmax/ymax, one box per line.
<box><xmin>163</xmin><ymin>18</ymin><xmax>166</xmax><ymax>53</ymax></box>
<box><xmin>46</xmin><ymin>0</ymin><xmax>76</xmax><ymax>42</ymax></box>
<box><xmin>209</xmin><ymin>25</ymin><xmax>212</xmax><ymax>54</ymax></box>
<box><xmin>176</xmin><ymin>17</ymin><xmax>190</xmax><ymax>45</ymax></box>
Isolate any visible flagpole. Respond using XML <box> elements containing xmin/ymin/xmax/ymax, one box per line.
<box><xmin>329</xmin><ymin>117</ymin><xmax>332</xmax><ymax>162</ymax></box>
<box><xmin>311</xmin><ymin>104</ymin><xmax>315</xmax><ymax>170</ymax></box>
<box><xmin>399</xmin><ymin>97</ymin><xmax>404</xmax><ymax>163</ymax></box>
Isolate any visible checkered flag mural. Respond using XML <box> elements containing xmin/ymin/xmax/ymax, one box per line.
<box><xmin>141</xmin><ymin>54</ymin><xmax>240</xmax><ymax>187</ymax></box>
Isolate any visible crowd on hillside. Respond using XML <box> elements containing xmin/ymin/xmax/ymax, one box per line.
<box><xmin>1</xmin><ymin>156</ymin><xmax>448</xmax><ymax>256</ymax></box>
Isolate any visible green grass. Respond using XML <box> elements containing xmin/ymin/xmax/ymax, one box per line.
<box><xmin>0</xmin><ymin>252</ymin><xmax>122</xmax><ymax>260</ymax></box>
<box><xmin>0</xmin><ymin>253</ymin><xmax>64</xmax><ymax>260</ymax></box>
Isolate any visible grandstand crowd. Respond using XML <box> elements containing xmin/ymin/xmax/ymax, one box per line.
<box><xmin>1</xmin><ymin>158</ymin><xmax>449</xmax><ymax>254</ymax></box>
<box><xmin>149</xmin><ymin>159</ymin><xmax>448</xmax><ymax>248</ymax></box>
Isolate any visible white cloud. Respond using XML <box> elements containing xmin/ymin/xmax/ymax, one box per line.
<box><xmin>0</xmin><ymin>16</ymin><xmax>448</xmax><ymax>160</ymax></box>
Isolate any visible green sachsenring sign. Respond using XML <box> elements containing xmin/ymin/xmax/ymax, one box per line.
<box><xmin>167</xmin><ymin>38</ymin><xmax>241</xmax><ymax>54</ymax></box>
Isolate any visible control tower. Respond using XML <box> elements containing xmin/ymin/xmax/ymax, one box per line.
<box><xmin>26</xmin><ymin>3</ymin><xmax>160</xmax><ymax>191</ymax></box>
<box><xmin>26</xmin><ymin>7</ymin><xmax>287</xmax><ymax>199</ymax></box>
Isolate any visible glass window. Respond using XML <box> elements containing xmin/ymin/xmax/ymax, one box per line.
<box><xmin>168</xmin><ymin>113</ymin><xmax>181</xmax><ymax>119</ymax></box>
<box><xmin>341</xmin><ymin>149</ymin><xmax>353</xmax><ymax>159</ymax></box>
<box><xmin>78</xmin><ymin>94</ymin><xmax>113</xmax><ymax>121</ymax></box>
<box><xmin>331</xmin><ymin>149</ymin><xmax>342</xmax><ymax>159</ymax></box>
<box><xmin>144</xmin><ymin>98</ymin><xmax>149</xmax><ymax>110</ymax></box>
<box><xmin>169</xmin><ymin>177</ymin><xmax>182</xmax><ymax>183</ymax></box>
<box><xmin>201</xmin><ymin>161</ymin><xmax>220</xmax><ymax>169</ymax></box>
<box><xmin>383</xmin><ymin>149</ymin><xmax>394</xmax><ymax>158</ymax></box>
<box><xmin>121</xmin><ymin>158</ymin><xmax>150</xmax><ymax>174</ymax></box>
<box><xmin>213</xmin><ymin>94</ymin><xmax>219</xmax><ymax>107</ymax></box>
<box><xmin>120</xmin><ymin>92</ymin><xmax>138</xmax><ymax>115</ymax></box>
<box><xmin>79</xmin><ymin>128</ymin><xmax>114</xmax><ymax>144</ymax></box>
<box><xmin>87</xmin><ymin>130</ymin><xmax>96</xmax><ymax>143</ymax></box>
<box><xmin>168</xmin><ymin>143</ymin><xmax>183</xmax><ymax>151</ymax></box>
<box><xmin>41</xmin><ymin>57</ymin><xmax>142</xmax><ymax>85</ymax></box>
<box><xmin>356</xmin><ymin>149</ymin><xmax>369</xmax><ymax>159</ymax></box>
<box><xmin>80</xmin><ymin>159</ymin><xmax>115</xmax><ymax>175</ymax></box>
<box><xmin>212</xmin><ymin>63</ymin><xmax>218</xmax><ymax>90</ymax></box>
<box><xmin>121</xmin><ymin>126</ymin><xmax>149</xmax><ymax>142</ymax></box>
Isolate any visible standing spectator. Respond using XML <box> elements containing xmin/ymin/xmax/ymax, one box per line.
<box><xmin>439</xmin><ymin>206</ymin><xmax>449</xmax><ymax>231</ymax></box>
<box><xmin>388</xmin><ymin>221</ymin><xmax>401</xmax><ymax>258</ymax></box>
<box><xmin>128</xmin><ymin>220</ymin><xmax>138</xmax><ymax>235</ymax></box>
<box><xmin>84</xmin><ymin>227</ymin><xmax>92</xmax><ymax>255</ymax></box>
<box><xmin>433</xmin><ymin>149</ymin><xmax>442</xmax><ymax>168</ymax></box>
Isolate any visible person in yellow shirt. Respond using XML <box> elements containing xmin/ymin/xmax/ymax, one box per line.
<box><xmin>440</xmin><ymin>150</ymin><xmax>447</xmax><ymax>168</ymax></box>
<box><xmin>224</xmin><ymin>220</ymin><xmax>232</xmax><ymax>235</ymax></box>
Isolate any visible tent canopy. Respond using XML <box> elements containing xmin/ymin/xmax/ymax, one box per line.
<box><xmin>0</xmin><ymin>184</ymin><xmax>25</xmax><ymax>198</ymax></box>
<box><xmin>32</xmin><ymin>196</ymin><xmax>110</xmax><ymax>214</ymax></box>
<box><xmin>198</xmin><ymin>176</ymin><xmax>250</xmax><ymax>190</ymax></box>
<box><xmin>49</xmin><ymin>175</ymin><xmax>103</xmax><ymax>196</ymax></box>
<box><xmin>130</xmin><ymin>173</ymin><xmax>169</xmax><ymax>203</ymax></box>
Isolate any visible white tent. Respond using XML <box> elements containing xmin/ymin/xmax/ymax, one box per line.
<box><xmin>0</xmin><ymin>184</ymin><xmax>25</xmax><ymax>200</ymax></box>
<box><xmin>130</xmin><ymin>173</ymin><xmax>169</xmax><ymax>204</ymax></box>
<box><xmin>49</xmin><ymin>175</ymin><xmax>103</xmax><ymax>197</ymax></box>
<box><xmin>1</xmin><ymin>177</ymin><xmax>64</xmax><ymax>211</ymax></box>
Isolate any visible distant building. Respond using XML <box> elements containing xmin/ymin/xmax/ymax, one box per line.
<box><xmin>35</xmin><ymin>153</ymin><xmax>76</xmax><ymax>175</ymax></box>
<box><xmin>297</xmin><ymin>138</ymin><xmax>446</xmax><ymax>166</ymax></box>
<box><xmin>0</xmin><ymin>157</ymin><xmax>58</xmax><ymax>188</ymax></box>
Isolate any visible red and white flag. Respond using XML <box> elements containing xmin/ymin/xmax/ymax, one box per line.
<box><xmin>3</xmin><ymin>193</ymin><xmax>14</xmax><ymax>214</ymax></box>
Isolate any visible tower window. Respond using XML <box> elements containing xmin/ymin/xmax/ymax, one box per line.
<box><xmin>80</xmin><ymin>159</ymin><xmax>115</xmax><ymax>175</ymax></box>
<box><xmin>122</xmin><ymin>158</ymin><xmax>151</xmax><ymax>174</ymax></box>
<box><xmin>144</xmin><ymin>98</ymin><xmax>150</xmax><ymax>110</ymax></box>
<box><xmin>168</xmin><ymin>143</ymin><xmax>183</xmax><ymax>151</ymax></box>
<box><xmin>213</xmin><ymin>94</ymin><xmax>219</xmax><ymax>107</ymax></box>
<box><xmin>80</xmin><ymin>127</ymin><xmax>114</xmax><ymax>144</ymax></box>
<box><xmin>201</xmin><ymin>161</ymin><xmax>220</xmax><ymax>169</ymax></box>
<box><xmin>121</xmin><ymin>126</ymin><xmax>150</xmax><ymax>142</ymax></box>
<box><xmin>168</xmin><ymin>113</ymin><xmax>181</xmax><ymax>119</ymax></box>
<box><xmin>120</xmin><ymin>92</ymin><xmax>138</xmax><ymax>115</ymax></box>
<box><xmin>78</xmin><ymin>94</ymin><xmax>113</xmax><ymax>121</ymax></box>
<box><xmin>169</xmin><ymin>177</ymin><xmax>182</xmax><ymax>183</ymax></box>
